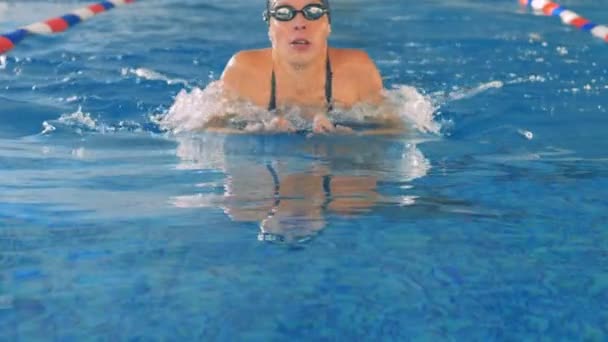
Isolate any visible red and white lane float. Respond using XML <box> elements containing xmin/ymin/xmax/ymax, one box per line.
<box><xmin>1</xmin><ymin>0</ymin><xmax>135</xmax><ymax>54</ymax></box>
<box><xmin>519</xmin><ymin>0</ymin><xmax>608</xmax><ymax>43</ymax></box>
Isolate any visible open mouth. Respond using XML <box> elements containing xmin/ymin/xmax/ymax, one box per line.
<box><xmin>290</xmin><ymin>39</ymin><xmax>310</xmax><ymax>46</ymax></box>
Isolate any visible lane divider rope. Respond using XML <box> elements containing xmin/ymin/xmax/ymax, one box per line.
<box><xmin>519</xmin><ymin>0</ymin><xmax>608</xmax><ymax>43</ymax></box>
<box><xmin>1</xmin><ymin>0</ymin><xmax>135</xmax><ymax>54</ymax></box>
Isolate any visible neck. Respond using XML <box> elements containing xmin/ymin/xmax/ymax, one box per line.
<box><xmin>272</xmin><ymin>46</ymin><xmax>328</xmax><ymax>88</ymax></box>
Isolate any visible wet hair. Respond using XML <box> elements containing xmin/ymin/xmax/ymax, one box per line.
<box><xmin>264</xmin><ymin>0</ymin><xmax>331</xmax><ymax>24</ymax></box>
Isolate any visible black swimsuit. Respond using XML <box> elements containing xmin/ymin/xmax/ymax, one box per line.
<box><xmin>264</xmin><ymin>163</ymin><xmax>333</xmax><ymax>212</ymax></box>
<box><xmin>258</xmin><ymin>163</ymin><xmax>333</xmax><ymax>243</ymax></box>
<box><xmin>267</xmin><ymin>55</ymin><xmax>334</xmax><ymax>112</ymax></box>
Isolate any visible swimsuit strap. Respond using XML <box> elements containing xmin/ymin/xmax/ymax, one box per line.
<box><xmin>258</xmin><ymin>165</ymin><xmax>333</xmax><ymax>243</ymax></box>
<box><xmin>264</xmin><ymin>163</ymin><xmax>334</xmax><ymax>214</ymax></box>
<box><xmin>259</xmin><ymin>162</ymin><xmax>284</xmax><ymax>242</ymax></box>
<box><xmin>266</xmin><ymin>162</ymin><xmax>281</xmax><ymax>206</ymax></box>
<box><xmin>321</xmin><ymin>174</ymin><xmax>333</xmax><ymax>211</ymax></box>
<box><xmin>269</xmin><ymin>69</ymin><xmax>277</xmax><ymax>111</ymax></box>
<box><xmin>268</xmin><ymin>53</ymin><xmax>333</xmax><ymax>112</ymax></box>
<box><xmin>325</xmin><ymin>54</ymin><xmax>333</xmax><ymax>112</ymax></box>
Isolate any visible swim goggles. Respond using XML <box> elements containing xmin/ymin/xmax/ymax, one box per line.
<box><xmin>266</xmin><ymin>4</ymin><xmax>329</xmax><ymax>22</ymax></box>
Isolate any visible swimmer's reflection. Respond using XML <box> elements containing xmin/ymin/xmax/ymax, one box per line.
<box><xmin>256</xmin><ymin>162</ymin><xmax>381</xmax><ymax>243</ymax></box>
<box><xmin>172</xmin><ymin>134</ymin><xmax>430</xmax><ymax>243</ymax></box>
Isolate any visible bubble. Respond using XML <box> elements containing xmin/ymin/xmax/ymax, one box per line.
<box><xmin>40</xmin><ymin>121</ymin><xmax>56</xmax><ymax>135</ymax></box>
<box><xmin>518</xmin><ymin>129</ymin><xmax>534</xmax><ymax>140</ymax></box>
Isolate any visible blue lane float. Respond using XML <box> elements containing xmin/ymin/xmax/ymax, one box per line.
<box><xmin>519</xmin><ymin>0</ymin><xmax>608</xmax><ymax>43</ymax></box>
<box><xmin>0</xmin><ymin>0</ymin><xmax>135</xmax><ymax>54</ymax></box>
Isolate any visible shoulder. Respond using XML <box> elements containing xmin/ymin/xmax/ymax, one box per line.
<box><xmin>330</xmin><ymin>48</ymin><xmax>380</xmax><ymax>82</ymax></box>
<box><xmin>329</xmin><ymin>48</ymin><xmax>377</xmax><ymax>70</ymax></box>
<box><xmin>220</xmin><ymin>49</ymin><xmax>272</xmax><ymax>105</ymax></box>
<box><xmin>228</xmin><ymin>48</ymin><xmax>272</xmax><ymax>67</ymax></box>
<box><xmin>221</xmin><ymin>48</ymin><xmax>271</xmax><ymax>82</ymax></box>
<box><xmin>330</xmin><ymin>48</ymin><xmax>383</xmax><ymax>103</ymax></box>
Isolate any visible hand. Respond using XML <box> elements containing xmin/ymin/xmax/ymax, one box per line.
<box><xmin>312</xmin><ymin>114</ymin><xmax>335</xmax><ymax>134</ymax></box>
<box><xmin>267</xmin><ymin>116</ymin><xmax>295</xmax><ymax>133</ymax></box>
<box><xmin>334</xmin><ymin>124</ymin><xmax>354</xmax><ymax>134</ymax></box>
<box><xmin>312</xmin><ymin>114</ymin><xmax>354</xmax><ymax>135</ymax></box>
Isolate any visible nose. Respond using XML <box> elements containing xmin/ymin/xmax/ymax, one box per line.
<box><xmin>292</xmin><ymin>14</ymin><xmax>307</xmax><ymax>30</ymax></box>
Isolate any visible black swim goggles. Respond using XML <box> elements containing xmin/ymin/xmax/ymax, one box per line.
<box><xmin>266</xmin><ymin>4</ymin><xmax>329</xmax><ymax>22</ymax></box>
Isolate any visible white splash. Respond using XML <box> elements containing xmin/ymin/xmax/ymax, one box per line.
<box><xmin>39</xmin><ymin>107</ymin><xmax>97</xmax><ymax>135</ymax></box>
<box><xmin>40</xmin><ymin>107</ymin><xmax>147</xmax><ymax>135</ymax></box>
<box><xmin>123</xmin><ymin>67</ymin><xmax>189</xmax><ymax>86</ymax></box>
<box><xmin>448</xmin><ymin>81</ymin><xmax>503</xmax><ymax>101</ymax></box>
<box><xmin>0</xmin><ymin>55</ymin><xmax>7</xmax><ymax>70</ymax></box>
<box><xmin>160</xmin><ymin>82</ymin><xmax>440</xmax><ymax>135</ymax></box>
<box><xmin>386</xmin><ymin>85</ymin><xmax>439</xmax><ymax>134</ymax></box>
<box><xmin>40</xmin><ymin>121</ymin><xmax>56</xmax><ymax>135</ymax></box>
<box><xmin>57</xmin><ymin>107</ymin><xmax>97</xmax><ymax>130</ymax></box>
<box><xmin>159</xmin><ymin>81</ymin><xmax>273</xmax><ymax>134</ymax></box>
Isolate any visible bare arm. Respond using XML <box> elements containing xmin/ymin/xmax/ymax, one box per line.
<box><xmin>220</xmin><ymin>50</ymin><xmax>269</xmax><ymax>106</ymax></box>
<box><xmin>220</xmin><ymin>53</ymin><xmax>247</xmax><ymax>100</ymax></box>
<box><xmin>353</xmin><ymin>51</ymin><xmax>384</xmax><ymax>105</ymax></box>
<box><xmin>195</xmin><ymin>51</ymin><xmax>269</xmax><ymax>132</ymax></box>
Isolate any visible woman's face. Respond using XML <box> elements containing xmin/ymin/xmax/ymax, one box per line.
<box><xmin>268</xmin><ymin>0</ymin><xmax>331</xmax><ymax>66</ymax></box>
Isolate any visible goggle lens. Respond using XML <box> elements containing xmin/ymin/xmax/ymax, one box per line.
<box><xmin>271</xmin><ymin>4</ymin><xmax>327</xmax><ymax>21</ymax></box>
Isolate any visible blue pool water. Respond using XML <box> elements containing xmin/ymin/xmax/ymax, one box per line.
<box><xmin>2</xmin><ymin>0</ymin><xmax>608</xmax><ymax>340</ymax></box>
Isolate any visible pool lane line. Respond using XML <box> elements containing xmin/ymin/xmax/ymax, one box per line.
<box><xmin>519</xmin><ymin>0</ymin><xmax>608</xmax><ymax>43</ymax></box>
<box><xmin>0</xmin><ymin>0</ymin><xmax>135</xmax><ymax>55</ymax></box>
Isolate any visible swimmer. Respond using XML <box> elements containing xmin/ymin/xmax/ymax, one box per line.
<box><xmin>213</xmin><ymin>0</ymin><xmax>403</xmax><ymax>134</ymax></box>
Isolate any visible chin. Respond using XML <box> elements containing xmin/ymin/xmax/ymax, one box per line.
<box><xmin>285</xmin><ymin>49</ymin><xmax>321</xmax><ymax>66</ymax></box>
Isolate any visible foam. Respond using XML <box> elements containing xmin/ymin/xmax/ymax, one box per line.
<box><xmin>39</xmin><ymin>107</ymin><xmax>97</xmax><ymax>136</ymax></box>
<box><xmin>160</xmin><ymin>82</ymin><xmax>440</xmax><ymax>135</ymax></box>
<box><xmin>159</xmin><ymin>81</ymin><xmax>272</xmax><ymax>133</ymax></box>
<box><xmin>40</xmin><ymin>107</ymin><xmax>145</xmax><ymax>135</ymax></box>
<box><xmin>448</xmin><ymin>81</ymin><xmax>504</xmax><ymax>102</ymax></box>
<box><xmin>40</xmin><ymin>121</ymin><xmax>56</xmax><ymax>135</ymax></box>
<box><xmin>56</xmin><ymin>107</ymin><xmax>97</xmax><ymax>131</ymax></box>
<box><xmin>123</xmin><ymin>67</ymin><xmax>189</xmax><ymax>86</ymax></box>
<box><xmin>386</xmin><ymin>85</ymin><xmax>439</xmax><ymax>134</ymax></box>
